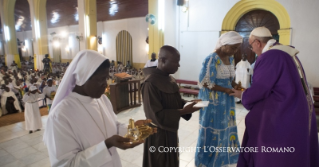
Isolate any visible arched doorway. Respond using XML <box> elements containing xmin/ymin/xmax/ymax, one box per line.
<box><xmin>221</xmin><ymin>0</ymin><xmax>291</xmax><ymax>45</ymax></box>
<box><xmin>116</xmin><ymin>30</ymin><xmax>132</xmax><ymax>66</ymax></box>
<box><xmin>234</xmin><ymin>10</ymin><xmax>280</xmax><ymax>65</ymax></box>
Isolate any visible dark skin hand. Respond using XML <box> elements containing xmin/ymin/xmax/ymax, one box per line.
<box><xmin>179</xmin><ymin>102</ymin><xmax>202</xmax><ymax>115</ymax></box>
<box><xmin>203</xmin><ymin>44</ymin><xmax>241</xmax><ymax>95</ymax></box>
<box><xmin>203</xmin><ymin>83</ymin><xmax>234</xmax><ymax>95</ymax></box>
<box><xmin>105</xmin><ymin>119</ymin><xmax>157</xmax><ymax>149</ymax></box>
<box><xmin>156</xmin><ymin>46</ymin><xmax>203</xmax><ymax>114</ymax></box>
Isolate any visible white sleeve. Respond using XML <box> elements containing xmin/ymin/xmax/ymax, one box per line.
<box><xmin>144</xmin><ymin>61</ymin><xmax>148</xmax><ymax>68</ymax></box>
<box><xmin>37</xmin><ymin>93</ymin><xmax>45</xmax><ymax>99</ymax></box>
<box><xmin>43</xmin><ymin>87</ymin><xmax>48</xmax><ymax>97</ymax></box>
<box><xmin>22</xmin><ymin>94</ymin><xmax>33</xmax><ymax>103</ymax></box>
<box><xmin>103</xmin><ymin>95</ymin><xmax>127</xmax><ymax>136</ymax></box>
<box><xmin>45</xmin><ymin>115</ymin><xmax>113</xmax><ymax>167</ymax></box>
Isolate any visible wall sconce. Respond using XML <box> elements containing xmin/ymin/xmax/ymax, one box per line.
<box><xmin>97</xmin><ymin>36</ymin><xmax>102</xmax><ymax>45</ymax></box>
<box><xmin>183</xmin><ymin>0</ymin><xmax>189</xmax><ymax>13</ymax></box>
<box><xmin>76</xmin><ymin>35</ymin><xmax>83</xmax><ymax>41</ymax></box>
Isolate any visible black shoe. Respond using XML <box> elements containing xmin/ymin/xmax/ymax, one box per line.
<box><xmin>236</xmin><ymin>100</ymin><xmax>241</xmax><ymax>104</ymax></box>
<box><xmin>29</xmin><ymin>131</ymin><xmax>33</xmax><ymax>134</ymax></box>
<box><xmin>36</xmin><ymin>129</ymin><xmax>41</xmax><ymax>132</ymax></box>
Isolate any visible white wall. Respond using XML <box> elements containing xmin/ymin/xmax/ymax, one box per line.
<box><xmin>164</xmin><ymin>0</ymin><xmax>177</xmax><ymax>48</ymax></box>
<box><xmin>175</xmin><ymin>0</ymin><xmax>238</xmax><ymax>81</ymax></box>
<box><xmin>277</xmin><ymin>0</ymin><xmax>319</xmax><ymax>86</ymax></box>
<box><xmin>175</xmin><ymin>0</ymin><xmax>319</xmax><ymax>87</ymax></box>
<box><xmin>103</xmin><ymin>17</ymin><xmax>149</xmax><ymax>63</ymax></box>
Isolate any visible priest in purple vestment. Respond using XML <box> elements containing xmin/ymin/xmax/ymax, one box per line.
<box><xmin>231</xmin><ymin>27</ymin><xmax>319</xmax><ymax>167</ymax></box>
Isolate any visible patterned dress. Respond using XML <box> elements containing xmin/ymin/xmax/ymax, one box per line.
<box><xmin>195</xmin><ymin>52</ymin><xmax>240</xmax><ymax>167</ymax></box>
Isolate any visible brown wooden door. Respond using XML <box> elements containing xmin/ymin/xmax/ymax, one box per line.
<box><xmin>234</xmin><ymin>10</ymin><xmax>280</xmax><ymax>65</ymax></box>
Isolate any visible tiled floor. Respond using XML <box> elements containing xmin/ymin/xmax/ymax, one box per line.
<box><xmin>0</xmin><ymin>99</ymin><xmax>316</xmax><ymax>167</ymax></box>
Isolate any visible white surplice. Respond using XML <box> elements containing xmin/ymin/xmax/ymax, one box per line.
<box><xmin>45</xmin><ymin>92</ymin><xmax>127</xmax><ymax>167</ymax></box>
<box><xmin>235</xmin><ymin>60</ymin><xmax>252</xmax><ymax>89</ymax></box>
<box><xmin>23</xmin><ymin>92</ymin><xmax>45</xmax><ymax>130</ymax></box>
<box><xmin>144</xmin><ymin>59</ymin><xmax>158</xmax><ymax>68</ymax></box>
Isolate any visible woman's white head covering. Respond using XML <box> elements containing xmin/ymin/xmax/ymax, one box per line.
<box><xmin>50</xmin><ymin>50</ymin><xmax>108</xmax><ymax>114</ymax></box>
<box><xmin>215</xmin><ymin>31</ymin><xmax>243</xmax><ymax>50</ymax></box>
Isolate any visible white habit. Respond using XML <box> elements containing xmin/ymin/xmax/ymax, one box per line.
<box><xmin>235</xmin><ymin>60</ymin><xmax>252</xmax><ymax>89</ymax></box>
<box><xmin>44</xmin><ymin>50</ymin><xmax>128</xmax><ymax>167</ymax></box>
<box><xmin>23</xmin><ymin>92</ymin><xmax>45</xmax><ymax>130</ymax></box>
<box><xmin>144</xmin><ymin>59</ymin><xmax>158</xmax><ymax>68</ymax></box>
<box><xmin>45</xmin><ymin>92</ymin><xmax>127</xmax><ymax>167</ymax></box>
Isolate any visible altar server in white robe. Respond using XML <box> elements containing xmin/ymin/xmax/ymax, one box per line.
<box><xmin>43</xmin><ymin>78</ymin><xmax>57</xmax><ymax>112</ymax></box>
<box><xmin>235</xmin><ymin>54</ymin><xmax>252</xmax><ymax>89</ymax></box>
<box><xmin>23</xmin><ymin>86</ymin><xmax>44</xmax><ymax>133</ymax></box>
<box><xmin>144</xmin><ymin>52</ymin><xmax>158</xmax><ymax>68</ymax></box>
<box><xmin>235</xmin><ymin>54</ymin><xmax>252</xmax><ymax>103</ymax></box>
<box><xmin>44</xmin><ymin>50</ymin><xmax>152</xmax><ymax>167</ymax></box>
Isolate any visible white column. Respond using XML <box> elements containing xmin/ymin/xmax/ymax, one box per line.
<box><xmin>77</xmin><ymin>0</ymin><xmax>87</xmax><ymax>51</ymax></box>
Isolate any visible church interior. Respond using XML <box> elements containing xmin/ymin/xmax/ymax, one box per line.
<box><xmin>0</xmin><ymin>0</ymin><xmax>318</xmax><ymax>166</ymax></box>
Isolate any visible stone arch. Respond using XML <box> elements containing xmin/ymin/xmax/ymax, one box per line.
<box><xmin>222</xmin><ymin>0</ymin><xmax>291</xmax><ymax>45</ymax></box>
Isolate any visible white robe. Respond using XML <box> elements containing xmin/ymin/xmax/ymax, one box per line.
<box><xmin>23</xmin><ymin>93</ymin><xmax>45</xmax><ymax>130</ymax></box>
<box><xmin>44</xmin><ymin>92</ymin><xmax>127</xmax><ymax>167</ymax></box>
<box><xmin>0</xmin><ymin>91</ymin><xmax>21</xmax><ymax>116</ymax></box>
<box><xmin>235</xmin><ymin>60</ymin><xmax>252</xmax><ymax>89</ymax></box>
<box><xmin>43</xmin><ymin>86</ymin><xmax>57</xmax><ymax>105</ymax></box>
<box><xmin>144</xmin><ymin>59</ymin><xmax>158</xmax><ymax>68</ymax></box>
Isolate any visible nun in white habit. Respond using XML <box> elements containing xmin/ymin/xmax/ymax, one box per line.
<box><xmin>44</xmin><ymin>50</ymin><xmax>151</xmax><ymax>167</ymax></box>
<box><xmin>23</xmin><ymin>85</ymin><xmax>44</xmax><ymax>133</ymax></box>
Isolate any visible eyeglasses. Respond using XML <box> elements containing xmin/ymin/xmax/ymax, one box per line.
<box><xmin>248</xmin><ymin>39</ymin><xmax>258</xmax><ymax>50</ymax></box>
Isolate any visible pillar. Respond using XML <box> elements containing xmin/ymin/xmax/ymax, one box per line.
<box><xmin>77</xmin><ymin>0</ymin><xmax>97</xmax><ymax>51</ymax></box>
<box><xmin>28</xmin><ymin>0</ymin><xmax>50</xmax><ymax>70</ymax></box>
<box><xmin>0</xmin><ymin>0</ymin><xmax>21</xmax><ymax>68</ymax></box>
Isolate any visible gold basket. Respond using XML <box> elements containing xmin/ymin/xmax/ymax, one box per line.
<box><xmin>124</xmin><ymin>119</ymin><xmax>155</xmax><ymax>143</ymax></box>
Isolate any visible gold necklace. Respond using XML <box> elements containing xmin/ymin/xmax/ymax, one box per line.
<box><xmin>76</xmin><ymin>98</ymin><xmax>107</xmax><ymax>139</ymax></box>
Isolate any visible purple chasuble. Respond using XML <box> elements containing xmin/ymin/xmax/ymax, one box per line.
<box><xmin>238</xmin><ymin>49</ymin><xmax>319</xmax><ymax>167</ymax></box>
